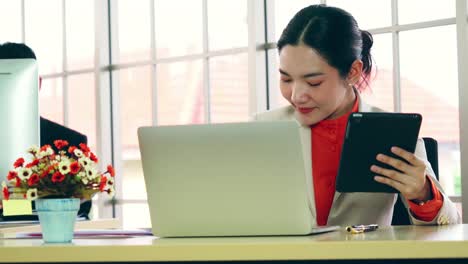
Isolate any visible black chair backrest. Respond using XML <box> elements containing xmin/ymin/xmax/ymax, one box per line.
<box><xmin>391</xmin><ymin>137</ymin><xmax>439</xmax><ymax>225</ymax></box>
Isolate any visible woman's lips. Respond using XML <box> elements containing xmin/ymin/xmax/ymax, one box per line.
<box><xmin>297</xmin><ymin>107</ymin><xmax>315</xmax><ymax>114</ymax></box>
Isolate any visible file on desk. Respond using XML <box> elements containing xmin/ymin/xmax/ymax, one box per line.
<box><xmin>14</xmin><ymin>228</ymin><xmax>153</xmax><ymax>239</ymax></box>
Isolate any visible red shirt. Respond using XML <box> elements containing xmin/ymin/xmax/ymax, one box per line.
<box><xmin>311</xmin><ymin>98</ymin><xmax>442</xmax><ymax>226</ymax></box>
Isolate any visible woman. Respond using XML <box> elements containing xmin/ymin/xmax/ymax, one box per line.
<box><xmin>255</xmin><ymin>5</ymin><xmax>460</xmax><ymax>226</ymax></box>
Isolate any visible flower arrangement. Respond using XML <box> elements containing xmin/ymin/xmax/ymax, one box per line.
<box><xmin>2</xmin><ymin>140</ymin><xmax>115</xmax><ymax>201</ymax></box>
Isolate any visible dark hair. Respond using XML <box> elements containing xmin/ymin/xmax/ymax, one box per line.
<box><xmin>0</xmin><ymin>42</ymin><xmax>37</xmax><ymax>60</ymax></box>
<box><xmin>277</xmin><ymin>5</ymin><xmax>373</xmax><ymax>92</ymax></box>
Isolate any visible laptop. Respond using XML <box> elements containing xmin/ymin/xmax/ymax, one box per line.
<box><xmin>138</xmin><ymin>121</ymin><xmax>320</xmax><ymax>237</ymax></box>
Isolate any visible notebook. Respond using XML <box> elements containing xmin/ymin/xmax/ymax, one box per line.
<box><xmin>138</xmin><ymin>121</ymin><xmax>321</xmax><ymax>237</ymax></box>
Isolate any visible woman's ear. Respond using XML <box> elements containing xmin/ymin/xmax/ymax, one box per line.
<box><xmin>347</xmin><ymin>59</ymin><xmax>363</xmax><ymax>86</ymax></box>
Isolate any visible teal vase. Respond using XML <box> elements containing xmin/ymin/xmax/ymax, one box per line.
<box><xmin>35</xmin><ymin>198</ymin><xmax>80</xmax><ymax>243</ymax></box>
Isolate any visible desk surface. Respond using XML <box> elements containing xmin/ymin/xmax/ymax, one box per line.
<box><xmin>1</xmin><ymin>224</ymin><xmax>468</xmax><ymax>262</ymax></box>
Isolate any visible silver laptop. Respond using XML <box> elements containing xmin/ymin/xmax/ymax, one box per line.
<box><xmin>138</xmin><ymin>121</ymin><xmax>314</xmax><ymax>237</ymax></box>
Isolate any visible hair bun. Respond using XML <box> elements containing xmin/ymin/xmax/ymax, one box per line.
<box><xmin>361</xmin><ymin>30</ymin><xmax>373</xmax><ymax>55</ymax></box>
<box><xmin>360</xmin><ymin>30</ymin><xmax>374</xmax><ymax>82</ymax></box>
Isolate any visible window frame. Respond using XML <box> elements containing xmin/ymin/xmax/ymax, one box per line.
<box><xmin>16</xmin><ymin>0</ymin><xmax>467</xmax><ymax>224</ymax></box>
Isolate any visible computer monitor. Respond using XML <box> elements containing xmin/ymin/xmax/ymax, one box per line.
<box><xmin>0</xmin><ymin>59</ymin><xmax>39</xmax><ymax>184</ymax></box>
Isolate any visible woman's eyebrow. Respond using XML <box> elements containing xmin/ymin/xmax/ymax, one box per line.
<box><xmin>279</xmin><ymin>69</ymin><xmax>324</xmax><ymax>78</ymax></box>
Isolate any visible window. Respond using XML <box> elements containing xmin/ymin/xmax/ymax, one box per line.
<box><xmin>400</xmin><ymin>25</ymin><xmax>460</xmax><ymax>195</ymax></box>
<box><xmin>25</xmin><ymin>0</ymin><xmax>63</xmax><ymax>75</ymax></box>
<box><xmin>114</xmin><ymin>0</ymin><xmax>249</xmax><ymax>228</ymax></box>
<box><xmin>207</xmin><ymin>0</ymin><xmax>248</xmax><ymax>50</ymax></box>
<box><xmin>117</xmin><ymin>0</ymin><xmax>151</xmax><ymax>64</ymax></box>
<box><xmin>66</xmin><ymin>0</ymin><xmax>95</xmax><ymax>70</ymax></box>
<box><xmin>398</xmin><ymin>0</ymin><xmax>455</xmax><ymax>25</ymax></box>
<box><xmin>156</xmin><ymin>61</ymin><xmax>204</xmax><ymax>125</ymax></box>
<box><xmin>8</xmin><ymin>0</ymin><xmax>465</xmax><ymax>225</ymax></box>
<box><xmin>39</xmin><ymin>78</ymin><xmax>64</xmax><ymax>124</ymax></box>
<box><xmin>360</xmin><ymin>33</ymin><xmax>394</xmax><ymax>112</ymax></box>
<box><xmin>155</xmin><ymin>0</ymin><xmax>203</xmax><ymax>58</ymax></box>
<box><xmin>0</xmin><ymin>1</ymin><xmax>22</xmax><ymax>43</ymax></box>
<box><xmin>272</xmin><ymin>0</ymin><xmax>320</xmax><ymax>42</ymax></box>
<box><xmin>210</xmin><ymin>54</ymin><xmax>249</xmax><ymax>123</ymax></box>
<box><xmin>117</xmin><ymin>65</ymin><xmax>152</xmax><ymax>227</ymax></box>
<box><xmin>67</xmin><ymin>74</ymin><xmax>97</xmax><ymax>149</ymax></box>
<box><xmin>326</xmin><ymin>0</ymin><xmax>391</xmax><ymax>30</ymax></box>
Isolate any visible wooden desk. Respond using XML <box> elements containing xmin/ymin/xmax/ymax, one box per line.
<box><xmin>1</xmin><ymin>225</ymin><xmax>467</xmax><ymax>263</ymax></box>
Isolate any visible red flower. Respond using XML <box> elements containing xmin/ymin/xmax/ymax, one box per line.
<box><xmin>15</xmin><ymin>177</ymin><xmax>21</xmax><ymax>187</ymax></box>
<box><xmin>40</xmin><ymin>166</ymin><xmax>53</xmax><ymax>178</ymax></box>
<box><xmin>99</xmin><ymin>176</ymin><xmax>107</xmax><ymax>191</ymax></box>
<box><xmin>7</xmin><ymin>171</ymin><xmax>17</xmax><ymax>181</ymax></box>
<box><xmin>40</xmin><ymin>144</ymin><xmax>52</xmax><ymax>152</ymax></box>
<box><xmin>89</xmin><ymin>152</ymin><xmax>98</xmax><ymax>163</ymax></box>
<box><xmin>26</xmin><ymin>159</ymin><xmax>40</xmax><ymax>168</ymax></box>
<box><xmin>107</xmin><ymin>165</ymin><xmax>115</xmax><ymax>177</ymax></box>
<box><xmin>68</xmin><ymin>146</ymin><xmax>77</xmax><ymax>154</ymax></box>
<box><xmin>28</xmin><ymin>173</ymin><xmax>40</xmax><ymax>186</ymax></box>
<box><xmin>54</xmin><ymin>140</ymin><xmax>69</xmax><ymax>150</ymax></box>
<box><xmin>2</xmin><ymin>186</ymin><xmax>9</xmax><ymax>200</ymax></box>
<box><xmin>14</xmin><ymin>158</ymin><xmax>25</xmax><ymax>168</ymax></box>
<box><xmin>51</xmin><ymin>171</ymin><xmax>65</xmax><ymax>183</ymax></box>
<box><xmin>70</xmin><ymin>161</ymin><xmax>81</xmax><ymax>174</ymax></box>
<box><xmin>79</xmin><ymin>143</ymin><xmax>90</xmax><ymax>155</ymax></box>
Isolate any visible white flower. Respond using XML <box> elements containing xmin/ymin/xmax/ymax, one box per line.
<box><xmin>37</xmin><ymin>147</ymin><xmax>53</xmax><ymax>159</ymax></box>
<box><xmin>36</xmin><ymin>151</ymin><xmax>45</xmax><ymax>159</ymax></box>
<box><xmin>107</xmin><ymin>187</ymin><xmax>115</xmax><ymax>197</ymax></box>
<box><xmin>81</xmin><ymin>177</ymin><xmax>89</xmax><ymax>185</ymax></box>
<box><xmin>58</xmin><ymin>159</ymin><xmax>71</xmax><ymax>175</ymax></box>
<box><xmin>55</xmin><ymin>155</ymin><xmax>61</xmax><ymax>161</ymax></box>
<box><xmin>74</xmin><ymin>149</ymin><xmax>84</xmax><ymax>158</ymax></box>
<box><xmin>85</xmin><ymin>167</ymin><xmax>97</xmax><ymax>179</ymax></box>
<box><xmin>76</xmin><ymin>171</ymin><xmax>88</xmax><ymax>184</ymax></box>
<box><xmin>17</xmin><ymin>168</ymin><xmax>32</xmax><ymax>180</ymax></box>
<box><xmin>79</xmin><ymin>157</ymin><xmax>92</xmax><ymax>169</ymax></box>
<box><xmin>45</xmin><ymin>147</ymin><xmax>54</xmax><ymax>156</ymax></box>
<box><xmin>26</xmin><ymin>188</ymin><xmax>38</xmax><ymax>200</ymax></box>
<box><xmin>27</xmin><ymin>145</ymin><xmax>40</xmax><ymax>154</ymax></box>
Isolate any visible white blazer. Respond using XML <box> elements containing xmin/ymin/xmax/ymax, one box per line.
<box><xmin>253</xmin><ymin>97</ymin><xmax>461</xmax><ymax>226</ymax></box>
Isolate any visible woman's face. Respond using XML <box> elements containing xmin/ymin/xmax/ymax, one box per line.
<box><xmin>279</xmin><ymin>44</ymin><xmax>355</xmax><ymax>126</ymax></box>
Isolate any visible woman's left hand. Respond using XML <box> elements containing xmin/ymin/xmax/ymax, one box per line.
<box><xmin>371</xmin><ymin>146</ymin><xmax>432</xmax><ymax>201</ymax></box>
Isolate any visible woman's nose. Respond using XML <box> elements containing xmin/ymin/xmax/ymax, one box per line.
<box><xmin>291</xmin><ymin>83</ymin><xmax>309</xmax><ymax>104</ymax></box>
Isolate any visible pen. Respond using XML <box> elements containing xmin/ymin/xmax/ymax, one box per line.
<box><xmin>346</xmin><ymin>224</ymin><xmax>379</xmax><ymax>234</ymax></box>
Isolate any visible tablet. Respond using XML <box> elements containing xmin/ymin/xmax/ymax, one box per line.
<box><xmin>336</xmin><ymin>112</ymin><xmax>422</xmax><ymax>193</ymax></box>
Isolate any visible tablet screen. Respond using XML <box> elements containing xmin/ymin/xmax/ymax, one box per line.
<box><xmin>336</xmin><ymin>112</ymin><xmax>422</xmax><ymax>193</ymax></box>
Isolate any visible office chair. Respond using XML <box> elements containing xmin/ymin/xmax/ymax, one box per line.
<box><xmin>391</xmin><ymin>137</ymin><xmax>439</xmax><ymax>225</ymax></box>
<box><xmin>40</xmin><ymin>117</ymin><xmax>92</xmax><ymax>219</ymax></box>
